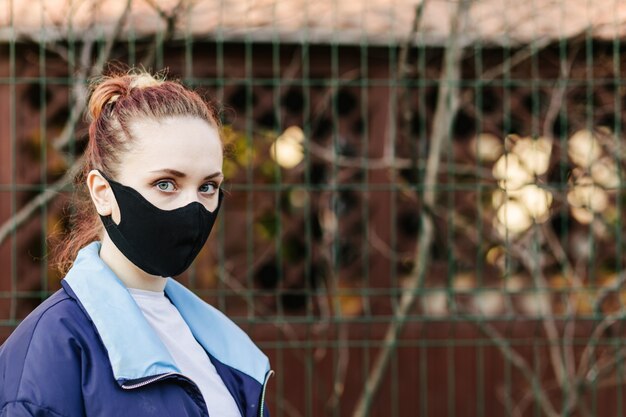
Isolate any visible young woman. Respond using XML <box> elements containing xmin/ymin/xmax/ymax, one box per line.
<box><xmin>0</xmin><ymin>71</ymin><xmax>272</xmax><ymax>417</ymax></box>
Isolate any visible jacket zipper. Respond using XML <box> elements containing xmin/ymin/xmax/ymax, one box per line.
<box><xmin>122</xmin><ymin>372</ymin><xmax>209</xmax><ymax>416</ymax></box>
<box><xmin>122</xmin><ymin>370</ymin><xmax>274</xmax><ymax>417</ymax></box>
<box><xmin>122</xmin><ymin>372</ymin><xmax>209</xmax><ymax>415</ymax></box>
<box><xmin>121</xmin><ymin>372</ymin><xmax>182</xmax><ymax>390</ymax></box>
<box><xmin>258</xmin><ymin>370</ymin><xmax>275</xmax><ymax>417</ymax></box>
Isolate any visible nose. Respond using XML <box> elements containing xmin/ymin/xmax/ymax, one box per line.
<box><xmin>180</xmin><ymin>189</ymin><xmax>202</xmax><ymax>207</ymax></box>
<box><xmin>180</xmin><ymin>189</ymin><xmax>218</xmax><ymax>211</ymax></box>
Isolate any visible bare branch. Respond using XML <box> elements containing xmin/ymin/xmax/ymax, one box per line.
<box><xmin>307</xmin><ymin>140</ymin><xmax>494</xmax><ymax>178</ymax></box>
<box><xmin>352</xmin><ymin>1</ymin><xmax>470</xmax><ymax>415</ymax></box>
<box><xmin>53</xmin><ymin>0</ymin><xmax>133</xmax><ymax>151</ymax></box>
<box><xmin>474</xmin><ymin>319</ymin><xmax>559</xmax><ymax>417</ymax></box>
<box><xmin>593</xmin><ymin>271</ymin><xmax>626</xmax><ymax>312</ymax></box>
<box><xmin>531</xmin><ymin>261</ymin><xmax>566</xmax><ymax>393</ymax></box>
<box><xmin>221</xmin><ymin>266</ymin><xmax>302</xmax><ymax>348</ymax></box>
<box><xmin>479</xmin><ymin>37</ymin><xmax>552</xmax><ymax>83</ymax></box>
<box><xmin>136</xmin><ymin>0</ymin><xmax>186</xmax><ymax>69</ymax></box>
<box><xmin>90</xmin><ymin>0</ymin><xmax>133</xmax><ymax>77</ymax></box>
<box><xmin>437</xmin><ymin>199</ymin><xmax>566</xmax><ymax>416</ymax></box>
<box><xmin>577</xmin><ymin>310</ymin><xmax>626</xmax><ymax>383</ymax></box>
<box><xmin>540</xmin><ymin>221</ymin><xmax>584</xmax><ymax>408</ymax></box>
<box><xmin>0</xmin><ymin>157</ymin><xmax>83</xmax><ymax>246</ymax></box>
<box><xmin>541</xmin><ymin>44</ymin><xmax>580</xmax><ymax>140</ymax></box>
<box><xmin>325</xmin><ymin>322</ymin><xmax>350</xmax><ymax>413</ymax></box>
<box><xmin>142</xmin><ymin>0</ymin><xmax>170</xmax><ymax>22</ymax></box>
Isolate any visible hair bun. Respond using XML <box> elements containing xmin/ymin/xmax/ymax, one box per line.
<box><xmin>88</xmin><ymin>72</ymin><xmax>164</xmax><ymax>121</ymax></box>
<box><xmin>129</xmin><ymin>73</ymin><xmax>163</xmax><ymax>89</ymax></box>
<box><xmin>88</xmin><ymin>76</ymin><xmax>130</xmax><ymax>121</ymax></box>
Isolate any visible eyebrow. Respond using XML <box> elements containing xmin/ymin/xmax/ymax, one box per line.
<box><xmin>150</xmin><ymin>168</ymin><xmax>224</xmax><ymax>181</ymax></box>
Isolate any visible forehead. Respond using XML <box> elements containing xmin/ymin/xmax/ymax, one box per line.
<box><xmin>121</xmin><ymin>116</ymin><xmax>222</xmax><ymax>177</ymax></box>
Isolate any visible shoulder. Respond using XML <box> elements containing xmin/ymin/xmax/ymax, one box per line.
<box><xmin>0</xmin><ymin>289</ymin><xmax>87</xmax><ymax>361</ymax></box>
<box><xmin>0</xmin><ymin>289</ymin><xmax>81</xmax><ymax>355</ymax></box>
<box><xmin>0</xmin><ymin>288</ymin><xmax>90</xmax><ymax>414</ymax></box>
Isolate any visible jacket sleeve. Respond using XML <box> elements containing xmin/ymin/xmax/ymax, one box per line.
<box><xmin>0</xmin><ymin>296</ymin><xmax>85</xmax><ymax>417</ymax></box>
<box><xmin>1</xmin><ymin>401</ymin><xmax>70</xmax><ymax>417</ymax></box>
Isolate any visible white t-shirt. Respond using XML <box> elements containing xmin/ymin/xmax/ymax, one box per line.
<box><xmin>128</xmin><ymin>287</ymin><xmax>241</xmax><ymax>417</ymax></box>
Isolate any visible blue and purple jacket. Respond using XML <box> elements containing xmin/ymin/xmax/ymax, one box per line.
<box><xmin>0</xmin><ymin>242</ymin><xmax>272</xmax><ymax>417</ymax></box>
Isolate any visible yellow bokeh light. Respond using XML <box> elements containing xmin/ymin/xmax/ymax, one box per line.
<box><xmin>492</xmin><ymin>153</ymin><xmax>533</xmax><ymax>191</ymax></box>
<box><xmin>567</xmin><ymin>176</ymin><xmax>609</xmax><ymax>213</ymax></box>
<box><xmin>570</xmin><ymin>207</ymin><xmax>594</xmax><ymax>224</ymax></box>
<box><xmin>485</xmin><ymin>246</ymin><xmax>505</xmax><ymax>266</ymax></box>
<box><xmin>289</xmin><ymin>188</ymin><xmax>308</xmax><ymax>208</ymax></box>
<box><xmin>472</xmin><ymin>133</ymin><xmax>503</xmax><ymax>162</ymax></box>
<box><xmin>270</xmin><ymin>126</ymin><xmax>305</xmax><ymax>169</ymax></box>
<box><xmin>568</xmin><ymin>129</ymin><xmax>602</xmax><ymax>168</ymax></box>
<box><xmin>518</xmin><ymin>184</ymin><xmax>552</xmax><ymax>221</ymax></box>
<box><xmin>591</xmin><ymin>157</ymin><xmax>620</xmax><ymax>189</ymax></box>
<box><xmin>503</xmin><ymin>274</ymin><xmax>525</xmax><ymax>292</ymax></box>
<box><xmin>519</xmin><ymin>291</ymin><xmax>550</xmax><ymax>316</ymax></box>
<box><xmin>453</xmin><ymin>272</ymin><xmax>476</xmax><ymax>292</ymax></box>
<box><xmin>421</xmin><ymin>289</ymin><xmax>448</xmax><ymax>317</ymax></box>
<box><xmin>513</xmin><ymin>136</ymin><xmax>552</xmax><ymax>176</ymax></box>
<box><xmin>472</xmin><ymin>290</ymin><xmax>504</xmax><ymax>317</ymax></box>
<box><xmin>496</xmin><ymin>199</ymin><xmax>533</xmax><ymax>234</ymax></box>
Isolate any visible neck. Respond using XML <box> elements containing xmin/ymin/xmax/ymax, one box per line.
<box><xmin>99</xmin><ymin>235</ymin><xmax>167</xmax><ymax>292</ymax></box>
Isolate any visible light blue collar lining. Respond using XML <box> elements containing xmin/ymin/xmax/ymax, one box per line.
<box><xmin>63</xmin><ymin>242</ymin><xmax>269</xmax><ymax>385</ymax></box>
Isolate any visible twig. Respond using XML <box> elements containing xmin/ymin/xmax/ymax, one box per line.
<box><xmin>317</xmin><ymin>185</ymin><xmax>351</xmax><ymax>412</ymax></box>
<box><xmin>536</xmin><ymin>46</ymin><xmax>580</xmax><ymax>411</ymax></box>
<box><xmin>593</xmin><ymin>270</ymin><xmax>626</xmax><ymax>313</ymax></box>
<box><xmin>351</xmin><ymin>1</ymin><xmax>470</xmax><ymax>415</ymax></box>
<box><xmin>398</xmin><ymin>1</ymin><xmax>426</xmax><ymax>184</ymax></box>
<box><xmin>307</xmin><ymin>140</ymin><xmax>494</xmax><ymax>178</ymax></box>
<box><xmin>541</xmin><ymin>43</ymin><xmax>580</xmax><ymax>140</ymax></box>
<box><xmin>474</xmin><ymin>318</ymin><xmax>559</xmax><ymax>417</ymax></box>
<box><xmin>440</xmin><ymin>202</ymin><xmax>562</xmax><ymax>416</ymax></box>
<box><xmin>540</xmin><ymin>221</ymin><xmax>585</xmax><ymax>410</ymax></box>
<box><xmin>136</xmin><ymin>0</ymin><xmax>186</xmax><ymax>70</ymax></box>
<box><xmin>457</xmin><ymin>296</ymin><xmax>558</xmax><ymax>417</ymax></box>
<box><xmin>512</xmin><ymin>377</ymin><xmax>595</xmax><ymax>417</ymax></box>
<box><xmin>535</xmin><ymin>85</ymin><xmax>583</xmax><ymax>397</ymax></box>
<box><xmin>221</xmin><ymin>266</ymin><xmax>302</xmax><ymax>348</ymax></box>
<box><xmin>490</xmin><ymin>223</ymin><xmax>567</xmax><ymax>395</ymax></box>
<box><xmin>477</xmin><ymin>30</ymin><xmax>587</xmax><ymax>87</ymax></box>
<box><xmin>0</xmin><ymin>157</ymin><xmax>83</xmax><ymax>246</ymax></box>
<box><xmin>577</xmin><ymin>310</ymin><xmax>626</xmax><ymax>383</ymax></box>
<box><xmin>53</xmin><ymin>0</ymin><xmax>132</xmax><ymax>151</ymax></box>
<box><xmin>143</xmin><ymin>0</ymin><xmax>171</xmax><ymax>21</ymax></box>
<box><xmin>479</xmin><ymin>37</ymin><xmax>552</xmax><ymax>82</ymax></box>
<box><xmin>396</xmin><ymin>2</ymin><xmax>425</xmax><ymax>82</ymax></box>
<box><xmin>368</xmin><ymin>227</ymin><xmax>414</xmax><ymax>261</ymax></box>
<box><xmin>278</xmin><ymin>400</ymin><xmax>305</xmax><ymax>417</ymax></box>
<box><xmin>585</xmin><ymin>351</ymin><xmax>626</xmax><ymax>389</ymax></box>
<box><xmin>530</xmin><ymin>269</ymin><xmax>567</xmax><ymax>407</ymax></box>
<box><xmin>326</xmin><ymin>322</ymin><xmax>350</xmax><ymax>413</ymax></box>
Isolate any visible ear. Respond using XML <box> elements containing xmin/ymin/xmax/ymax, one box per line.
<box><xmin>87</xmin><ymin>169</ymin><xmax>113</xmax><ymax>216</ymax></box>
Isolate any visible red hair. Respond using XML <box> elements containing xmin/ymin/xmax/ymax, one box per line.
<box><xmin>54</xmin><ymin>70</ymin><xmax>219</xmax><ymax>274</ymax></box>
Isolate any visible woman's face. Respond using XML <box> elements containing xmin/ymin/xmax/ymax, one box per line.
<box><xmin>110</xmin><ymin>115</ymin><xmax>223</xmax><ymax>222</ymax></box>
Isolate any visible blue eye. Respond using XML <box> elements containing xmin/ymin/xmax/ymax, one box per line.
<box><xmin>156</xmin><ymin>180</ymin><xmax>176</xmax><ymax>192</ymax></box>
<box><xmin>199</xmin><ymin>183</ymin><xmax>217</xmax><ymax>194</ymax></box>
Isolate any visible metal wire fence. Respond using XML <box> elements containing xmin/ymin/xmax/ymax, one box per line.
<box><xmin>2</xmin><ymin>0</ymin><xmax>626</xmax><ymax>416</ymax></box>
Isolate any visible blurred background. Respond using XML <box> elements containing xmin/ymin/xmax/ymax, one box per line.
<box><xmin>2</xmin><ymin>0</ymin><xmax>626</xmax><ymax>416</ymax></box>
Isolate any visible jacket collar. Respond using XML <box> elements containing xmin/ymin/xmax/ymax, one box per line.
<box><xmin>62</xmin><ymin>242</ymin><xmax>269</xmax><ymax>385</ymax></box>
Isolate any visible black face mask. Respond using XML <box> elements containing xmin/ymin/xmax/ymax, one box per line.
<box><xmin>98</xmin><ymin>173</ymin><xmax>223</xmax><ymax>277</ymax></box>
